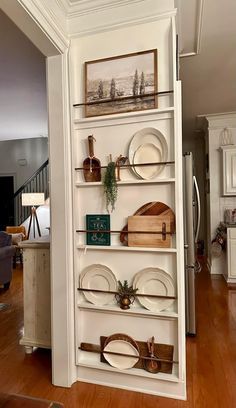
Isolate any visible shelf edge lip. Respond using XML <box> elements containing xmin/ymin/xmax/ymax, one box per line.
<box><xmin>77</xmin><ymin>303</ymin><xmax>178</xmax><ymax>319</ymax></box>
<box><xmin>73</xmin><ymin>106</ymin><xmax>175</xmax><ymax>123</ymax></box>
<box><xmin>76</xmin><ymin>361</ymin><xmax>180</xmax><ymax>382</ymax></box>
<box><xmin>76</xmin><ymin>245</ymin><xmax>177</xmax><ymax>253</ymax></box>
<box><xmin>75</xmin><ymin>178</ymin><xmax>176</xmax><ymax>186</ymax></box>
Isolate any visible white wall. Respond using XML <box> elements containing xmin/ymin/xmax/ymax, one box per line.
<box><xmin>0</xmin><ymin>10</ymin><xmax>47</xmax><ymax>141</ymax></box>
<box><xmin>0</xmin><ymin>137</ymin><xmax>48</xmax><ymax>190</ymax></box>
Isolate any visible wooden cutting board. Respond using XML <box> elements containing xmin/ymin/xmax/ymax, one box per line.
<box><xmin>80</xmin><ymin>338</ymin><xmax>174</xmax><ymax>374</ymax></box>
<box><xmin>120</xmin><ymin>201</ymin><xmax>175</xmax><ymax>245</ymax></box>
<box><xmin>128</xmin><ymin>215</ymin><xmax>172</xmax><ymax>248</ymax></box>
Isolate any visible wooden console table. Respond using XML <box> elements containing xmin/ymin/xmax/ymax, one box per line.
<box><xmin>19</xmin><ymin>236</ymin><xmax>50</xmax><ymax>354</ymax></box>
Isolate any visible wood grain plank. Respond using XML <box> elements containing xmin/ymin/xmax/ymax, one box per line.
<box><xmin>1</xmin><ymin>260</ymin><xmax>236</xmax><ymax>407</ymax></box>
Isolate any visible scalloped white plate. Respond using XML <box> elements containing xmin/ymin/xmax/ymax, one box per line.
<box><xmin>133</xmin><ymin>267</ymin><xmax>175</xmax><ymax>311</ymax></box>
<box><xmin>80</xmin><ymin>264</ymin><xmax>117</xmax><ymax>305</ymax></box>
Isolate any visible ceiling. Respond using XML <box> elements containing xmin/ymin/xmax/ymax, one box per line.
<box><xmin>0</xmin><ymin>0</ymin><xmax>235</xmax><ymax>142</ymax></box>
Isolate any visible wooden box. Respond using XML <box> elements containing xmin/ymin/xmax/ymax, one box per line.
<box><xmin>127</xmin><ymin>215</ymin><xmax>172</xmax><ymax>248</ymax></box>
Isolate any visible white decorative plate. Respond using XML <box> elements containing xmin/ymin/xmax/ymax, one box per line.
<box><xmin>133</xmin><ymin>267</ymin><xmax>175</xmax><ymax>311</ymax></box>
<box><xmin>80</xmin><ymin>264</ymin><xmax>117</xmax><ymax>305</ymax></box>
<box><xmin>128</xmin><ymin>127</ymin><xmax>168</xmax><ymax>179</ymax></box>
<box><xmin>133</xmin><ymin>143</ymin><xmax>162</xmax><ymax>179</ymax></box>
<box><xmin>103</xmin><ymin>340</ymin><xmax>139</xmax><ymax>370</ymax></box>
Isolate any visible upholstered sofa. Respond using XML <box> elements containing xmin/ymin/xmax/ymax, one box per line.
<box><xmin>0</xmin><ymin>231</ymin><xmax>16</xmax><ymax>289</ymax></box>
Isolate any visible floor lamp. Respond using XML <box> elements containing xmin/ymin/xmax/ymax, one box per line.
<box><xmin>22</xmin><ymin>193</ymin><xmax>45</xmax><ymax>239</ymax></box>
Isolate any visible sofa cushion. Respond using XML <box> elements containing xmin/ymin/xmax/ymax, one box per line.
<box><xmin>11</xmin><ymin>233</ymin><xmax>24</xmax><ymax>245</ymax></box>
<box><xmin>0</xmin><ymin>246</ymin><xmax>16</xmax><ymax>260</ymax></box>
<box><xmin>0</xmin><ymin>232</ymin><xmax>11</xmax><ymax>247</ymax></box>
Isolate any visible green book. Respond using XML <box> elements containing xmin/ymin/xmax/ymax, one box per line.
<box><xmin>86</xmin><ymin>214</ymin><xmax>110</xmax><ymax>246</ymax></box>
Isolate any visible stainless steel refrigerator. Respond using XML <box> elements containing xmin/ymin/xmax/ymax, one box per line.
<box><xmin>183</xmin><ymin>152</ymin><xmax>201</xmax><ymax>336</ymax></box>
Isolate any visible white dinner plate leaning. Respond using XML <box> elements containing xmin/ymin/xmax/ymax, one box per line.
<box><xmin>133</xmin><ymin>143</ymin><xmax>162</xmax><ymax>179</ymax></box>
<box><xmin>133</xmin><ymin>267</ymin><xmax>175</xmax><ymax>312</ymax></box>
<box><xmin>103</xmin><ymin>340</ymin><xmax>139</xmax><ymax>370</ymax></box>
<box><xmin>80</xmin><ymin>264</ymin><xmax>117</xmax><ymax>306</ymax></box>
<box><xmin>128</xmin><ymin>127</ymin><xmax>168</xmax><ymax>179</ymax></box>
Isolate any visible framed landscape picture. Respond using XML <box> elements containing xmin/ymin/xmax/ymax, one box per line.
<box><xmin>84</xmin><ymin>49</ymin><xmax>158</xmax><ymax>118</ymax></box>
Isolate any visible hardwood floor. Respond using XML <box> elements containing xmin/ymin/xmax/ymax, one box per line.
<box><xmin>1</xmin><ymin>261</ymin><xmax>236</xmax><ymax>407</ymax></box>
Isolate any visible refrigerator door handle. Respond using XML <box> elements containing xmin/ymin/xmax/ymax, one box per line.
<box><xmin>193</xmin><ymin>175</ymin><xmax>201</xmax><ymax>243</ymax></box>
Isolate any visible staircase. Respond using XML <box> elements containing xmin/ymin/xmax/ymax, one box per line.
<box><xmin>14</xmin><ymin>159</ymin><xmax>49</xmax><ymax>226</ymax></box>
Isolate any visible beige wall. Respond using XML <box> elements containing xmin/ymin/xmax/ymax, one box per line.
<box><xmin>0</xmin><ymin>137</ymin><xmax>48</xmax><ymax>190</ymax></box>
<box><xmin>0</xmin><ymin>10</ymin><xmax>47</xmax><ymax>141</ymax></box>
<box><xmin>181</xmin><ymin>0</ymin><xmax>236</xmax><ymax>142</ymax></box>
<box><xmin>180</xmin><ymin>0</ymin><xmax>236</xmax><ymax>246</ymax></box>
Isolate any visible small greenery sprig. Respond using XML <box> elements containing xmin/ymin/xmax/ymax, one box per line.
<box><xmin>117</xmin><ymin>280</ymin><xmax>138</xmax><ymax>296</ymax></box>
<box><xmin>103</xmin><ymin>161</ymin><xmax>118</xmax><ymax>213</ymax></box>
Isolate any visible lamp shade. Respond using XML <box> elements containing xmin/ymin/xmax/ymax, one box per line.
<box><xmin>22</xmin><ymin>192</ymin><xmax>45</xmax><ymax>207</ymax></box>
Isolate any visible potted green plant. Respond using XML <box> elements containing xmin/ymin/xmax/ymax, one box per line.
<box><xmin>115</xmin><ymin>280</ymin><xmax>138</xmax><ymax>310</ymax></box>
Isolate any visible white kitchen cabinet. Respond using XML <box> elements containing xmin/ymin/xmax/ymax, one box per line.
<box><xmin>221</xmin><ymin>145</ymin><xmax>236</xmax><ymax>196</ymax></box>
<box><xmin>19</xmin><ymin>236</ymin><xmax>51</xmax><ymax>353</ymax></box>
<box><xmin>226</xmin><ymin>228</ymin><xmax>236</xmax><ymax>284</ymax></box>
<box><xmin>198</xmin><ymin>112</ymin><xmax>236</xmax><ymax>274</ymax></box>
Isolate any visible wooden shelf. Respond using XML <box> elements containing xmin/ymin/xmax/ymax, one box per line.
<box><xmin>75</xmin><ymin>178</ymin><xmax>175</xmax><ymax>187</ymax></box>
<box><xmin>74</xmin><ymin>106</ymin><xmax>175</xmax><ymax>126</ymax></box>
<box><xmin>77</xmin><ymin>356</ymin><xmax>179</xmax><ymax>382</ymax></box>
<box><xmin>76</xmin><ymin>244</ymin><xmax>177</xmax><ymax>253</ymax></box>
<box><xmin>77</xmin><ymin>302</ymin><xmax>178</xmax><ymax>319</ymax></box>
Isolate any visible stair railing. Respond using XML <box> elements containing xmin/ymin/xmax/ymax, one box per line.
<box><xmin>13</xmin><ymin>159</ymin><xmax>49</xmax><ymax>226</ymax></box>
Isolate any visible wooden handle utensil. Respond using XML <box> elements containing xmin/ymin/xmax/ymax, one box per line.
<box><xmin>83</xmin><ymin>135</ymin><xmax>101</xmax><ymax>182</ymax></box>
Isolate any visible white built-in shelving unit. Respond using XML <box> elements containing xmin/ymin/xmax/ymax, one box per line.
<box><xmin>71</xmin><ymin>11</ymin><xmax>186</xmax><ymax>400</ymax></box>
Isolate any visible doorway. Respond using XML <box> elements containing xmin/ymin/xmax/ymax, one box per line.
<box><xmin>0</xmin><ymin>0</ymin><xmax>74</xmax><ymax>387</ymax></box>
<box><xmin>0</xmin><ymin>176</ymin><xmax>14</xmax><ymax>230</ymax></box>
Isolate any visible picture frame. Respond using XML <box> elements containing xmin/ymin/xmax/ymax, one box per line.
<box><xmin>84</xmin><ymin>49</ymin><xmax>158</xmax><ymax>118</ymax></box>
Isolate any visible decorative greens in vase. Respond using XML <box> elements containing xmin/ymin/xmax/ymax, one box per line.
<box><xmin>115</xmin><ymin>280</ymin><xmax>138</xmax><ymax>310</ymax></box>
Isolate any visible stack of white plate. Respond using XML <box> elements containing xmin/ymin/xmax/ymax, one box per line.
<box><xmin>128</xmin><ymin>127</ymin><xmax>168</xmax><ymax>179</ymax></box>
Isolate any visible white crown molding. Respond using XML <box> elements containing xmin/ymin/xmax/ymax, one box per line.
<box><xmin>68</xmin><ymin>0</ymin><xmax>145</xmax><ymax>18</ymax></box>
<box><xmin>56</xmin><ymin>0</ymin><xmax>176</xmax><ymax>37</ymax></box>
<box><xmin>18</xmin><ymin>0</ymin><xmax>70</xmax><ymax>53</ymax></box>
<box><xmin>179</xmin><ymin>0</ymin><xmax>204</xmax><ymax>58</ymax></box>
<box><xmin>56</xmin><ymin>0</ymin><xmax>146</xmax><ymax>17</ymax></box>
<box><xmin>197</xmin><ymin>112</ymin><xmax>236</xmax><ymax>131</ymax></box>
<box><xmin>195</xmin><ymin>0</ymin><xmax>204</xmax><ymax>54</ymax></box>
<box><xmin>54</xmin><ymin>0</ymin><xmax>70</xmax><ymax>15</ymax></box>
<box><xmin>69</xmin><ymin>9</ymin><xmax>176</xmax><ymax>38</ymax></box>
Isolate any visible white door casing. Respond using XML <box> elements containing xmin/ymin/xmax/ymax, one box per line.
<box><xmin>0</xmin><ymin>0</ymin><xmax>75</xmax><ymax>386</ymax></box>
